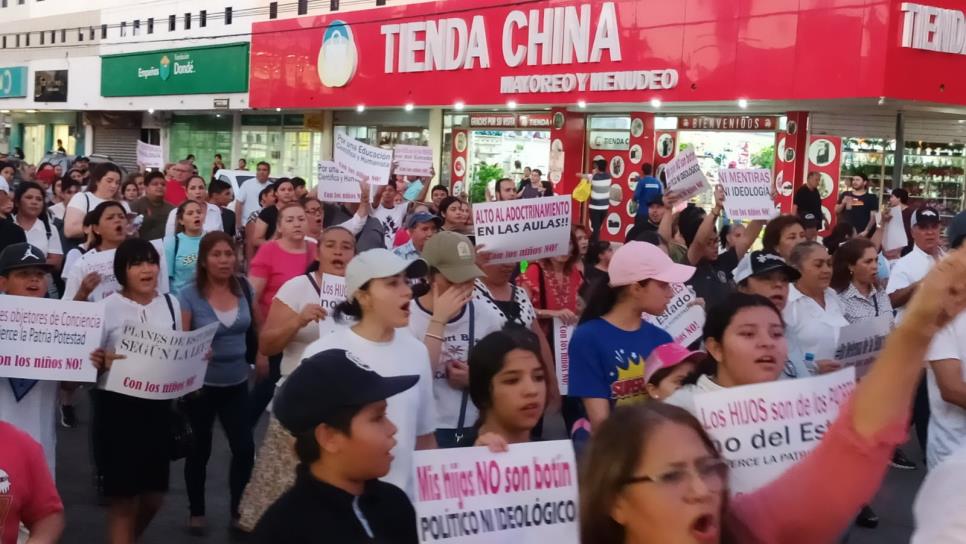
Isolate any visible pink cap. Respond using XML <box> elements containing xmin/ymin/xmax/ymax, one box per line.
<box><xmin>645</xmin><ymin>343</ymin><xmax>705</xmax><ymax>383</ymax></box>
<box><xmin>608</xmin><ymin>241</ymin><xmax>695</xmax><ymax>287</ymax></box>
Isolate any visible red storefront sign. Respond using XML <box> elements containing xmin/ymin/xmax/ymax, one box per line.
<box><xmin>678</xmin><ymin>116</ymin><xmax>780</xmax><ymax>132</ymax></box>
<box><xmin>250</xmin><ymin>0</ymin><xmax>966</xmax><ymax>109</ymax></box>
<box><xmin>468</xmin><ymin>113</ymin><xmax>554</xmax><ymax>129</ymax></box>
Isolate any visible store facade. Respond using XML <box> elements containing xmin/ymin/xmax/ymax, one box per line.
<box><xmin>249</xmin><ymin>0</ymin><xmax>966</xmax><ymax>239</ymax></box>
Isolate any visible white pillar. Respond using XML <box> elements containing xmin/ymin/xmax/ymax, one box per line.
<box><xmin>231</xmin><ymin>111</ymin><xmax>242</xmax><ymax>167</ymax></box>
<box><xmin>84</xmin><ymin>124</ymin><xmax>94</xmax><ymax>156</ymax></box>
<box><xmin>427</xmin><ymin>107</ymin><xmax>443</xmax><ymax>191</ymax></box>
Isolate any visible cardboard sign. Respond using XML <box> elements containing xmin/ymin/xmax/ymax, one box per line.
<box><xmin>552</xmin><ymin>318</ymin><xmax>574</xmax><ymax>396</ymax></box>
<box><xmin>644</xmin><ymin>284</ymin><xmax>705</xmax><ymax>347</ymax></box>
<box><xmin>318</xmin><ymin>273</ymin><xmax>347</xmax><ymax>338</ymax></box>
<box><xmin>472</xmin><ymin>196</ymin><xmax>571</xmax><ymax>264</ymax></box>
<box><xmin>393</xmin><ymin>144</ymin><xmax>434</xmax><ymax>177</ymax></box>
<box><xmin>106</xmin><ymin>322</ymin><xmax>218</xmax><ymax>400</ymax></box>
<box><xmin>834</xmin><ymin>315</ymin><xmax>891</xmax><ymax>379</ymax></box>
<box><xmin>665</xmin><ymin>145</ymin><xmax>711</xmax><ymax>201</ymax></box>
<box><xmin>78</xmin><ymin>239</ymin><xmax>170</xmax><ymax>301</ymax></box>
<box><xmin>334</xmin><ymin>132</ymin><xmax>394</xmax><ymax>186</ymax></box>
<box><xmin>0</xmin><ymin>295</ymin><xmax>104</xmax><ymax>382</ymax></box>
<box><xmin>136</xmin><ymin>140</ymin><xmax>164</xmax><ymax>169</ymax></box>
<box><xmin>692</xmin><ymin>368</ymin><xmax>856</xmax><ymax>494</ymax></box>
<box><xmin>719</xmin><ymin>168</ymin><xmax>776</xmax><ymax>221</ymax></box>
<box><xmin>882</xmin><ymin>206</ymin><xmax>908</xmax><ymax>252</ymax></box>
<box><xmin>413</xmin><ymin>440</ymin><xmax>579</xmax><ymax>544</ymax></box>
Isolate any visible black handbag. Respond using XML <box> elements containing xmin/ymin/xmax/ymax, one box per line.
<box><xmin>239</xmin><ymin>277</ymin><xmax>259</xmax><ymax>364</ymax></box>
<box><xmin>162</xmin><ymin>293</ymin><xmax>196</xmax><ymax>461</ymax></box>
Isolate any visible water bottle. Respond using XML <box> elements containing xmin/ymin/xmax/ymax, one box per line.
<box><xmin>804</xmin><ymin>352</ymin><xmax>817</xmax><ymax>375</ymax></box>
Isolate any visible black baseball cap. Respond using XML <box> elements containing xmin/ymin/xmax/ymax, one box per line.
<box><xmin>733</xmin><ymin>250</ymin><xmax>801</xmax><ymax>284</ymax></box>
<box><xmin>0</xmin><ymin>243</ymin><xmax>53</xmax><ymax>275</ymax></box>
<box><xmin>799</xmin><ymin>211</ymin><xmax>822</xmax><ymax>230</ymax></box>
<box><xmin>273</xmin><ymin>349</ymin><xmax>419</xmax><ymax>435</ymax></box>
<box><xmin>912</xmin><ymin>206</ymin><xmax>941</xmax><ymax>228</ymax></box>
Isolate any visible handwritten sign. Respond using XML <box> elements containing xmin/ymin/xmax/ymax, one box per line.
<box><xmin>334</xmin><ymin>132</ymin><xmax>394</xmax><ymax>187</ymax></box>
<box><xmin>472</xmin><ymin>196</ymin><xmax>571</xmax><ymax>265</ymax></box>
<box><xmin>413</xmin><ymin>440</ymin><xmax>579</xmax><ymax>544</ymax></box>
<box><xmin>393</xmin><ymin>145</ymin><xmax>434</xmax><ymax>177</ymax></box>
<box><xmin>665</xmin><ymin>145</ymin><xmax>711</xmax><ymax>201</ymax></box>
<box><xmin>644</xmin><ymin>284</ymin><xmax>705</xmax><ymax>347</ymax></box>
<box><xmin>317</xmin><ymin>273</ymin><xmax>347</xmax><ymax>338</ymax></box>
<box><xmin>0</xmin><ymin>295</ymin><xmax>104</xmax><ymax>382</ymax></box>
<box><xmin>77</xmin><ymin>239</ymin><xmax>170</xmax><ymax>301</ymax></box>
<box><xmin>693</xmin><ymin>368</ymin><xmax>856</xmax><ymax>494</ymax></box>
<box><xmin>834</xmin><ymin>315</ymin><xmax>891</xmax><ymax>379</ymax></box>
<box><xmin>106</xmin><ymin>322</ymin><xmax>218</xmax><ymax>400</ymax></box>
<box><xmin>719</xmin><ymin>168</ymin><xmax>776</xmax><ymax>221</ymax></box>
<box><xmin>136</xmin><ymin>140</ymin><xmax>165</xmax><ymax>169</ymax></box>
<box><xmin>882</xmin><ymin>206</ymin><xmax>908</xmax><ymax>252</ymax></box>
<box><xmin>552</xmin><ymin>318</ymin><xmax>574</xmax><ymax>396</ymax></box>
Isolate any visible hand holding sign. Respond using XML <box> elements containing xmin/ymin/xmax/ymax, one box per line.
<box><xmin>299</xmin><ymin>304</ymin><xmax>327</xmax><ymax>327</ymax></box>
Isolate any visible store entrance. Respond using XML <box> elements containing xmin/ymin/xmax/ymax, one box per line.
<box><xmin>674</xmin><ymin>129</ymin><xmax>778</xmax><ymax>208</ymax></box>
<box><xmin>463</xmin><ymin>113</ymin><xmax>553</xmax><ymax>199</ymax></box>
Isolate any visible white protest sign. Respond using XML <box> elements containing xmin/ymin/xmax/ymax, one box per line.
<box><xmin>718</xmin><ymin>169</ymin><xmax>777</xmax><ymax>221</ymax></box>
<box><xmin>413</xmin><ymin>440</ymin><xmax>579</xmax><ymax>544</ymax></box>
<box><xmin>317</xmin><ymin>273</ymin><xmax>347</xmax><ymax>338</ymax></box>
<box><xmin>882</xmin><ymin>207</ymin><xmax>908</xmax><ymax>252</ymax></box>
<box><xmin>106</xmin><ymin>322</ymin><xmax>218</xmax><ymax>400</ymax></box>
<box><xmin>80</xmin><ymin>239</ymin><xmax>170</xmax><ymax>301</ymax></box>
<box><xmin>834</xmin><ymin>315</ymin><xmax>891</xmax><ymax>379</ymax></box>
<box><xmin>693</xmin><ymin>367</ymin><xmax>856</xmax><ymax>495</ymax></box>
<box><xmin>472</xmin><ymin>196</ymin><xmax>571</xmax><ymax>265</ymax></box>
<box><xmin>136</xmin><ymin>140</ymin><xmax>164</xmax><ymax>169</ymax></box>
<box><xmin>552</xmin><ymin>318</ymin><xmax>574</xmax><ymax>396</ymax></box>
<box><xmin>316</xmin><ymin>160</ymin><xmax>362</xmax><ymax>203</ymax></box>
<box><xmin>644</xmin><ymin>284</ymin><xmax>705</xmax><ymax>347</ymax></box>
<box><xmin>0</xmin><ymin>295</ymin><xmax>104</xmax><ymax>382</ymax></box>
<box><xmin>334</xmin><ymin>132</ymin><xmax>394</xmax><ymax>186</ymax></box>
<box><xmin>393</xmin><ymin>144</ymin><xmax>434</xmax><ymax>177</ymax></box>
<box><xmin>665</xmin><ymin>145</ymin><xmax>711</xmax><ymax>201</ymax></box>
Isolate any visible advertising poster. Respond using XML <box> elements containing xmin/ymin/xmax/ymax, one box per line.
<box><xmin>0</xmin><ymin>295</ymin><xmax>105</xmax><ymax>382</ymax></box>
<box><xmin>472</xmin><ymin>196</ymin><xmax>571</xmax><ymax>264</ymax></box>
<box><xmin>412</xmin><ymin>440</ymin><xmax>579</xmax><ymax>543</ymax></box>
<box><xmin>692</xmin><ymin>368</ymin><xmax>856</xmax><ymax>494</ymax></box>
<box><xmin>106</xmin><ymin>322</ymin><xmax>218</xmax><ymax>400</ymax></box>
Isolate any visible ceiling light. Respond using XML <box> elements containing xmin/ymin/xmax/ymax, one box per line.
<box><xmin>507</xmin><ymin>100</ymin><xmax>518</xmax><ymax>110</ymax></box>
<box><xmin>275</xmin><ymin>107</ymin><xmax>281</xmax><ymax>112</ymax></box>
<box><xmin>454</xmin><ymin>101</ymin><xmax>465</xmax><ymax>111</ymax></box>
<box><xmin>650</xmin><ymin>98</ymin><xmax>662</xmax><ymax>109</ymax></box>
<box><xmin>577</xmin><ymin>100</ymin><xmax>587</xmax><ymax>108</ymax></box>
<box><xmin>147</xmin><ymin>108</ymin><xmax>155</xmax><ymax>114</ymax></box>
<box><xmin>737</xmin><ymin>99</ymin><xmax>748</xmax><ymax>109</ymax></box>
<box><xmin>356</xmin><ymin>104</ymin><xmax>365</xmax><ymax>113</ymax></box>
<box><xmin>404</xmin><ymin>103</ymin><xmax>414</xmax><ymax>112</ymax></box>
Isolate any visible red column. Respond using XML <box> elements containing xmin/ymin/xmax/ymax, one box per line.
<box><xmin>449</xmin><ymin>129</ymin><xmax>469</xmax><ymax>196</ymax></box>
<box><xmin>549</xmin><ymin>108</ymin><xmax>586</xmax><ymax>224</ymax></box>
<box><xmin>773</xmin><ymin>111</ymin><xmax>809</xmax><ymax>214</ymax></box>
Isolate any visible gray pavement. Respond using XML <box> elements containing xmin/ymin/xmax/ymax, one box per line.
<box><xmin>55</xmin><ymin>391</ymin><xmax>922</xmax><ymax>543</ymax></box>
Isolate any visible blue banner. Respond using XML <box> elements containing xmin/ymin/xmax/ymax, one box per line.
<box><xmin>0</xmin><ymin>66</ymin><xmax>27</xmax><ymax>98</ymax></box>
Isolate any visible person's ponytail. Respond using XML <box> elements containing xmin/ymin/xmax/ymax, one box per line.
<box><xmin>579</xmin><ymin>276</ymin><xmax>621</xmax><ymax>324</ymax></box>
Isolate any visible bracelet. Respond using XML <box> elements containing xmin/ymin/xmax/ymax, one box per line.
<box><xmin>425</xmin><ymin>332</ymin><xmax>445</xmax><ymax>341</ymax></box>
<box><xmin>430</xmin><ymin>319</ymin><xmax>447</xmax><ymax>326</ymax></box>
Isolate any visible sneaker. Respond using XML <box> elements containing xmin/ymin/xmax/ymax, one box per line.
<box><xmin>890</xmin><ymin>449</ymin><xmax>917</xmax><ymax>470</ymax></box>
<box><xmin>855</xmin><ymin>505</ymin><xmax>879</xmax><ymax>529</ymax></box>
<box><xmin>60</xmin><ymin>405</ymin><xmax>77</xmax><ymax>428</ymax></box>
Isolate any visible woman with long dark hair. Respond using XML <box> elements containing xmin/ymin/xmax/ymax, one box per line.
<box><xmin>63</xmin><ymin>162</ymin><xmax>125</xmax><ymax>239</ymax></box>
<box><xmin>520</xmin><ymin>228</ymin><xmax>584</xmax><ymax>337</ymax></box>
<box><xmin>582</xmin><ymin>250</ymin><xmax>966</xmax><ymax>544</ymax></box>
<box><xmin>250</xmin><ymin>178</ymin><xmax>298</xmax><ymax>250</ymax></box>
<box><xmin>762</xmin><ymin>215</ymin><xmax>806</xmax><ymax>261</ymax></box>
<box><xmin>832</xmin><ymin>237</ymin><xmax>893</xmax><ymax>324</ymax></box>
<box><xmin>13</xmin><ymin>180</ymin><xmax>62</xmax><ymax>269</ymax></box>
<box><xmin>62</xmin><ymin>201</ymin><xmax>129</xmax><ymax>301</ymax></box>
<box><xmin>177</xmin><ymin>232</ymin><xmax>255</xmax><ymax>534</ymax></box>
<box><xmin>164</xmin><ymin>175</ymin><xmax>224</xmax><ymax>238</ymax></box>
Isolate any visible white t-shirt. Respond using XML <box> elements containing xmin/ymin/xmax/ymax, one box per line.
<box><xmin>0</xmin><ymin>380</ymin><xmax>58</xmax><ymax>477</ymax></box>
<box><xmin>66</xmin><ymin>191</ymin><xmax>131</xmax><ymax>214</ymax></box>
<box><xmin>14</xmin><ymin>215</ymin><xmax>62</xmax><ymax>256</ymax></box>
<box><xmin>372</xmin><ymin>204</ymin><xmax>408</xmax><ymax>248</ymax></box>
<box><xmin>782</xmin><ymin>285</ymin><xmax>849</xmax><ymax>379</ymax></box>
<box><xmin>925</xmin><ymin>312</ymin><xmax>966</xmax><ymax>469</ymax></box>
<box><xmin>408</xmin><ymin>299</ymin><xmax>504</xmax><ymax>430</ymax></box>
<box><xmin>273</xmin><ymin>274</ymin><xmax>328</xmax><ymax>377</ymax></box>
<box><xmin>913</xmin><ymin>444</ymin><xmax>966</xmax><ymax>543</ymax></box>
<box><xmin>0</xmin><ymin>177</ymin><xmax>9</xmax><ymax>193</ymax></box>
<box><xmin>164</xmin><ymin>202</ymin><xmax>224</xmax><ymax>238</ymax></box>
<box><xmin>303</xmin><ymin>328</ymin><xmax>436</xmax><ymax>499</ymax></box>
<box><xmin>99</xmin><ymin>292</ymin><xmax>183</xmax><ymax>390</ymax></box>
<box><xmin>665</xmin><ymin>374</ymin><xmax>725</xmax><ymax>415</ymax></box>
<box><xmin>49</xmin><ymin>202</ymin><xmax>66</xmax><ymax>221</ymax></box>
<box><xmin>886</xmin><ymin>245</ymin><xmax>940</xmax><ymax>323</ymax></box>
<box><xmin>236</xmin><ymin>179</ymin><xmax>273</xmax><ymax>225</ymax></box>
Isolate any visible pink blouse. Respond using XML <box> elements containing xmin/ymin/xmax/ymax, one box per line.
<box><xmin>249</xmin><ymin>240</ymin><xmax>318</xmax><ymax>320</ymax></box>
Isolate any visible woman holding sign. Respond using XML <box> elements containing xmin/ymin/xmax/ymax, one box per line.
<box><xmin>580</xmin><ymin>245</ymin><xmax>966</xmax><ymax>544</ymax></box>
<box><xmin>89</xmin><ymin>238</ymin><xmax>182</xmax><ymax>544</ymax></box>
<box><xmin>62</xmin><ymin>201</ymin><xmax>130</xmax><ymax>302</ymax></box>
<box><xmin>177</xmin><ymin>232</ymin><xmax>256</xmax><ymax>534</ymax></box>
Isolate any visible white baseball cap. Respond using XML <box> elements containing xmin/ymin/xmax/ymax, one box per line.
<box><xmin>345</xmin><ymin>249</ymin><xmax>428</xmax><ymax>301</ymax></box>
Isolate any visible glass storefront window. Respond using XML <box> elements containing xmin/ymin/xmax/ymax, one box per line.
<box><xmin>169</xmin><ymin>115</ymin><xmax>233</xmax><ymax>178</ymax></box>
<box><xmin>589</xmin><ymin>116</ymin><xmax>631</xmax><ymax>130</ymax></box>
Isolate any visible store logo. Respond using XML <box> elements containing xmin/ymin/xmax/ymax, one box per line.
<box><xmin>0</xmin><ymin>70</ymin><xmax>12</xmax><ymax>95</ymax></box>
<box><xmin>159</xmin><ymin>55</ymin><xmax>171</xmax><ymax>81</ymax></box>
<box><xmin>317</xmin><ymin>21</ymin><xmax>357</xmax><ymax>88</ymax></box>
<box><xmin>901</xmin><ymin>3</ymin><xmax>966</xmax><ymax>55</ymax></box>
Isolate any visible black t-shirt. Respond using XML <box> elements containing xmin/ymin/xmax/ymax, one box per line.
<box><xmin>838</xmin><ymin>191</ymin><xmax>879</xmax><ymax>231</ymax></box>
<box><xmin>0</xmin><ymin>218</ymin><xmax>26</xmax><ymax>255</ymax></box>
<box><xmin>257</xmin><ymin>205</ymin><xmax>279</xmax><ymax>239</ymax></box>
<box><xmin>794</xmin><ymin>186</ymin><xmax>823</xmax><ymax>219</ymax></box>
<box><xmin>686</xmin><ymin>247</ymin><xmax>739</xmax><ymax>309</ymax></box>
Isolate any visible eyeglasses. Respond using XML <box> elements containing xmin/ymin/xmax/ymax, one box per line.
<box><xmin>623</xmin><ymin>459</ymin><xmax>728</xmax><ymax>494</ymax></box>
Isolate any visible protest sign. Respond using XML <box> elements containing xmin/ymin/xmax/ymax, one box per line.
<box><xmin>106</xmin><ymin>322</ymin><xmax>218</xmax><ymax>400</ymax></box>
<box><xmin>334</xmin><ymin>132</ymin><xmax>394</xmax><ymax>186</ymax></box>
<box><xmin>393</xmin><ymin>144</ymin><xmax>434</xmax><ymax>177</ymax></box>
<box><xmin>834</xmin><ymin>315</ymin><xmax>891</xmax><ymax>379</ymax></box>
<box><xmin>0</xmin><ymin>295</ymin><xmax>104</xmax><ymax>382</ymax></box>
<box><xmin>316</xmin><ymin>160</ymin><xmax>362</xmax><ymax>203</ymax></box>
<box><xmin>318</xmin><ymin>273</ymin><xmax>347</xmax><ymax>338</ymax></box>
<box><xmin>692</xmin><ymin>367</ymin><xmax>856</xmax><ymax>494</ymax></box>
<box><xmin>472</xmin><ymin>196</ymin><xmax>571</xmax><ymax>265</ymax></box>
<box><xmin>136</xmin><ymin>140</ymin><xmax>164</xmax><ymax>169</ymax></box>
<box><xmin>552</xmin><ymin>318</ymin><xmax>574</xmax><ymax>396</ymax></box>
<box><xmin>664</xmin><ymin>145</ymin><xmax>711</xmax><ymax>201</ymax></box>
<box><xmin>413</xmin><ymin>440</ymin><xmax>579</xmax><ymax>544</ymax></box>
<box><xmin>882</xmin><ymin>207</ymin><xmax>908</xmax><ymax>252</ymax></box>
<box><xmin>718</xmin><ymin>168</ymin><xmax>776</xmax><ymax>221</ymax></box>
<box><xmin>81</xmin><ymin>240</ymin><xmax>170</xmax><ymax>301</ymax></box>
<box><xmin>644</xmin><ymin>284</ymin><xmax>705</xmax><ymax>347</ymax></box>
